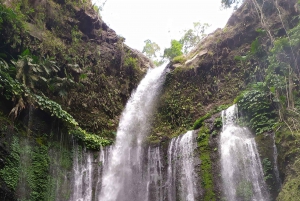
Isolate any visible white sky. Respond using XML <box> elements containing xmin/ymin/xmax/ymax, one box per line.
<box><xmin>92</xmin><ymin>0</ymin><xmax>234</xmax><ymax>55</ymax></box>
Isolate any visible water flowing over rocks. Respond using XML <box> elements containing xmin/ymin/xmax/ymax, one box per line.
<box><xmin>220</xmin><ymin>105</ymin><xmax>270</xmax><ymax>201</ymax></box>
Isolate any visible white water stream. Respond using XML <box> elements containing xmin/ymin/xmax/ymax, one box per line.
<box><xmin>71</xmin><ymin>145</ymin><xmax>93</xmax><ymax>201</ymax></box>
<box><xmin>166</xmin><ymin>130</ymin><xmax>199</xmax><ymax>201</ymax></box>
<box><xmin>99</xmin><ymin>65</ymin><xmax>166</xmax><ymax>201</ymax></box>
<box><xmin>220</xmin><ymin>105</ymin><xmax>270</xmax><ymax>201</ymax></box>
<box><xmin>70</xmin><ymin>145</ymin><xmax>112</xmax><ymax>201</ymax></box>
<box><xmin>68</xmin><ymin>65</ymin><xmax>199</xmax><ymax>201</ymax></box>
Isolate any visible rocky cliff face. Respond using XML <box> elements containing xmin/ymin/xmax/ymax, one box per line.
<box><xmin>151</xmin><ymin>0</ymin><xmax>298</xmax><ymax>137</ymax></box>
<box><xmin>2</xmin><ymin>0</ymin><xmax>153</xmax><ymax>135</ymax></box>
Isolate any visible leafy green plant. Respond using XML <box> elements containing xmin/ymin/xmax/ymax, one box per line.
<box><xmin>71</xmin><ymin>128</ymin><xmax>112</xmax><ymax>150</ymax></box>
<box><xmin>237</xmin><ymin>88</ymin><xmax>276</xmax><ymax>134</ymax></box>
<box><xmin>11</xmin><ymin>50</ymin><xmax>59</xmax><ymax>90</ymax></box>
<box><xmin>0</xmin><ymin>4</ymin><xmax>26</xmax><ymax>47</ymax></box>
<box><xmin>32</xmin><ymin>94</ymin><xmax>78</xmax><ymax>126</ymax></box>
<box><xmin>214</xmin><ymin>117</ymin><xmax>222</xmax><ymax>129</ymax></box>
<box><xmin>172</xmin><ymin>55</ymin><xmax>186</xmax><ymax>64</ymax></box>
<box><xmin>28</xmin><ymin>145</ymin><xmax>50</xmax><ymax>201</ymax></box>
<box><xmin>179</xmin><ymin>22</ymin><xmax>210</xmax><ymax>54</ymax></box>
<box><xmin>0</xmin><ymin>53</ymin><xmax>78</xmax><ymax>125</ymax></box>
<box><xmin>124</xmin><ymin>56</ymin><xmax>138</xmax><ymax>69</ymax></box>
<box><xmin>262</xmin><ymin>158</ymin><xmax>273</xmax><ymax>181</ymax></box>
<box><xmin>193</xmin><ymin>113</ymin><xmax>211</xmax><ymax>130</ymax></box>
<box><xmin>163</xmin><ymin>40</ymin><xmax>183</xmax><ymax>60</ymax></box>
<box><xmin>0</xmin><ymin>137</ymin><xmax>20</xmax><ymax>190</ymax></box>
<box><xmin>211</xmin><ymin>130</ymin><xmax>218</xmax><ymax>136</ymax></box>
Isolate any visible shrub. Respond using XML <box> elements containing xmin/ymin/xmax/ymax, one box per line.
<box><xmin>172</xmin><ymin>55</ymin><xmax>186</xmax><ymax>64</ymax></box>
<box><xmin>193</xmin><ymin>113</ymin><xmax>211</xmax><ymax>130</ymax></box>
<box><xmin>214</xmin><ymin>117</ymin><xmax>222</xmax><ymax>129</ymax></box>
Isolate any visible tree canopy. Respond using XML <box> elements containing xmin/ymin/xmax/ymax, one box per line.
<box><xmin>221</xmin><ymin>0</ymin><xmax>244</xmax><ymax>9</ymax></box>
<box><xmin>142</xmin><ymin>22</ymin><xmax>209</xmax><ymax>62</ymax></box>
<box><xmin>180</xmin><ymin>22</ymin><xmax>210</xmax><ymax>54</ymax></box>
<box><xmin>163</xmin><ymin>40</ymin><xmax>183</xmax><ymax>60</ymax></box>
<box><xmin>142</xmin><ymin>39</ymin><xmax>161</xmax><ymax>58</ymax></box>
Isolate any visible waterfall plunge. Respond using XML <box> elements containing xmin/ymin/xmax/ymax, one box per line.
<box><xmin>99</xmin><ymin>65</ymin><xmax>166</xmax><ymax>201</ymax></box>
<box><xmin>68</xmin><ymin>65</ymin><xmax>199</xmax><ymax>201</ymax></box>
<box><xmin>220</xmin><ymin>105</ymin><xmax>270</xmax><ymax>201</ymax></box>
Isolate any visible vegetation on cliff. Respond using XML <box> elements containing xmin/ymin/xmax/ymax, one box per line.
<box><xmin>148</xmin><ymin>0</ymin><xmax>300</xmax><ymax>199</ymax></box>
<box><xmin>1</xmin><ymin>0</ymin><xmax>300</xmax><ymax>200</ymax></box>
<box><xmin>0</xmin><ymin>0</ymin><xmax>152</xmax><ymax>148</ymax></box>
<box><xmin>0</xmin><ymin>0</ymin><xmax>150</xmax><ymax>198</ymax></box>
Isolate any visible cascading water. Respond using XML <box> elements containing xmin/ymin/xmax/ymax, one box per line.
<box><xmin>71</xmin><ymin>145</ymin><xmax>93</xmax><ymax>201</ymax></box>
<box><xmin>95</xmin><ymin>146</ymin><xmax>113</xmax><ymax>200</ymax></box>
<box><xmin>99</xmin><ymin>65</ymin><xmax>167</xmax><ymax>201</ymax></box>
<box><xmin>68</xmin><ymin>130</ymin><xmax>199</xmax><ymax>201</ymax></box>
<box><xmin>220</xmin><ymin>105</ymin><xmax>270</xmax><ymax>201</ymax></box>
<box><xmin>166</xmin><ymin>130</ymin><xmax>199</xmax><ymax>201</ymax></box>
<box><xmin>70</xmin><ymin>144</ymin><xmax>111</xmax><ymax>201</ymax></box>
<box><xmin>146</xmin><ymin>147</ymin><xmax>163</xmax><ymax>201</ymax></box>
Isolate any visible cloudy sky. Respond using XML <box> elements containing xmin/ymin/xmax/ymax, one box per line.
<box><xmin>92</xmin><ymin>0</ymin><xmax>234</xmax><ymax>54</ymax></box>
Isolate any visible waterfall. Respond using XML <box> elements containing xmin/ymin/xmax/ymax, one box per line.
<box><xmin>71</xmin><ymin>145</ymin><xmax>93</xmax><ymax>201</ymax></box>
<box><xmin>95</xmin><ymin>146</ymin><xmax>113</xmax><ymax>200</ymax></box>
<box><xmin>99</xmin><ymin>65</ymin><xmax>166</xmax><ymax>201</ymax></box>
<box><xmin>220</xmin><ymin>105</ymin><xmax>270</xmax><ymax>201</ymax></box>
<box><xmin>68</xmin><ymin>130</ymin><xmax>198</xmax><ymax>201</ymax></box>
<box><xmin>146</xmin><ymin>147</ymin><xmax>163</xmax><ymax>201</ymax></box>
<box><xmin>70</xmin><ymin>144</ymin><xmax>112</xmax><ymax>201</ymax></box>
<box><xmin>166</xmin><ymin>131</ymin><xmax>199</xmax><ymax>201</ymax></box>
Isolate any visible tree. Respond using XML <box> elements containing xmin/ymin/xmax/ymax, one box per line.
<box><xmin>180</xmin><ymin>22</ymin><xmax>210</xmax><ymax>54</ymax></box>
<box><xmin>163</xmin><ymin>40</ymin><xmax>183</xmax><ymax>60</ymax></box>
<box><xmin>142</xmin><ymin>39</ymin><xmax>166</xmax><ymax>66</ymax></box>
<box><xmin>142</xmin><ymin>39</ymin><xmax>161</xmax><ymax>58</ymax></box>
<box><xmin>221</xmin><ymin>0</ymin><xmax>244</xmax><ymax>9</ymax></box>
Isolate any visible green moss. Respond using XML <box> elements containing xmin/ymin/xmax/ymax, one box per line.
<box><xmin>277</xmin><ymin>158</ymin><xmax>300</xmax><ymax>201</ymax></box>
<box><xmin>46</xmin><ymin>141</ymin><xmax>72</xmax><ymax>200</ymax></box>
<box><xmin>0</xmin><ymin>136</ymin><xmax>20</xmax><ymax>190</ymax></box>
<box><xmin>197</xmin><ymin>125</ymin><xmax>215</xmax><ymax>201</ymax></box>
<box><xmin>193</xmin><ymin>113</ymin><xmax>211</xmax><ymax>130</ymax></box>
<box><xmin>275</xmin><ymin>127</ymin><xmax>300</xmax><ymax>200</ymax></box>
<box><xmin>28</xmin><ymin>145</ymin><xmax>50</xmax><ymax>201</ymax></box>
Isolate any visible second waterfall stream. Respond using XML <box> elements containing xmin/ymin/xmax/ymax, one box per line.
<box><xmin>220</xmin><ymin>105</ymin><xmax>270</xmax><ymax>201</ymax></box>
